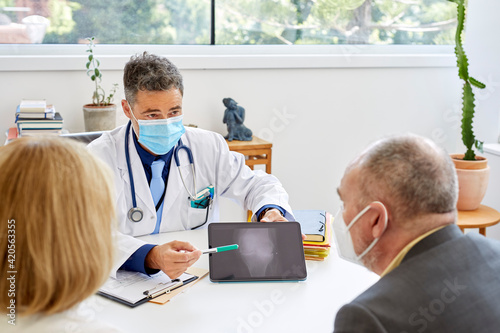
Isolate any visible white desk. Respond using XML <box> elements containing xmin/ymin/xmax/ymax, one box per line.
<box><xmin>93</xmin><ymin>228</ymin><xmax>379</xmax><ymax>333</ymax></box>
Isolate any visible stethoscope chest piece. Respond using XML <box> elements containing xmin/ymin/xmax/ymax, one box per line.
<box><xmin>125</xmin><ymin>121</ymin><xmax>145</xmax><ymax>223</ymax></box>
<box><xmin>128</xmin><ymin>207</ymin><xmax>144</xmax><ymax>223</ymax></box>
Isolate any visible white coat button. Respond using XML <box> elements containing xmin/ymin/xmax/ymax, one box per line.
<box><xmin>150</xmin><ymin>216</ymin><xmax>154</xmax><ymax>219</ymax></box>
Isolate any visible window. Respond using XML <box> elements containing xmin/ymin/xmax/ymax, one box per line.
<box><xmin>0</xmin><ymin>0</ymin><xmax>456</xmax><ymax>45</ymax></box>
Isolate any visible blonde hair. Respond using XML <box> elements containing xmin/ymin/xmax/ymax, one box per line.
<box><xmin>0</xmin><ymin>137</ymin><xmax>115</xmax><ymax>315</ymax></box>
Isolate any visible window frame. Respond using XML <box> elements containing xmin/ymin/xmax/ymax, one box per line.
<box><xmin>0</xmin><ymin>44</ymin><xmax>455</xmax><ymax>71</ymax></box>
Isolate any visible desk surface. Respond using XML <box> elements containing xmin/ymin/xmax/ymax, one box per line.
<box><xmin>94</xmin><ymin>228</ymin><xmax>378</xmax><ymax>333</ymax></box>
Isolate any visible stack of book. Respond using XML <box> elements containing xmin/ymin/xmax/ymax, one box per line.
<box><xmin>15</xmin><ymin>99</ymin><xmax>63</xmax><ymax>137</ymax></box>
<box><xmin>293</xmin><ymin>210</ymin><xmax>333</xmax><ymax>261</ymax></box>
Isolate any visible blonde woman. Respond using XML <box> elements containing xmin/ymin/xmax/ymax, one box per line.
<box><xmin>0</xmin><ymin>137</ymin><xmax>122</xmax><ymax>332</ymax></box>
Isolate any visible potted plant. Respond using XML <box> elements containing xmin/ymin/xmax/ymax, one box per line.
<box><xmin>83</xmin><ymin>36</ymin><xmax>119</xmax><ymax>132</ymax></box>
<box><xmin>448</xmin><ymin>0</ymin><xmax>489</xmax><ymax>211</ymax></box>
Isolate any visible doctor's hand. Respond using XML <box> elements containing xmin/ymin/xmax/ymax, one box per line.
<box><xmin>260</xmin><ymin>209</ymin><xmax>306</xmax><ymax>241</ymax></box>
<box><xmin>145</xmin><ymin>241</ymin><xmax>202</xmax><ymax>279</ymax></box>
<box><xmin>259</xmin><ymin>208</ymin><xmax>288</xmax><ymax>222</ymax></box>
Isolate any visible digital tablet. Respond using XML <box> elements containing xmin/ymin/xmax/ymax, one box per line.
<box><xmin>208</xmin><ymin>222</ymin><xmax>307</xmax><ymax>282</ymax></box>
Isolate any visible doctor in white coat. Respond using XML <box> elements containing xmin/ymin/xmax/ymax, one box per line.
<box><xmin>88</xmin><ymin>52</ymin><xmax>294</xmax><ymax>279</ymax></box>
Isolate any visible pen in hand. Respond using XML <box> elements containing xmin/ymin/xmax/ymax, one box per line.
<box><xmin>202</xmin><ymin>244</ymin><xmax>239</xmax><ymax>254</ymax></box>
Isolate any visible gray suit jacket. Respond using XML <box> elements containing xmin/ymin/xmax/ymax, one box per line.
<box><xmin>334</xmin><ymin>224</ymin><xmax>500</xmax><ymax>333</ymax></box>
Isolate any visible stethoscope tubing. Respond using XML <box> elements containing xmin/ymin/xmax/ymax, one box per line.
<box><xmin>125</xmin><ymin>121</ymin><xmax>202</xmax><ymax>223</ymax></box>
<box><xmin>125</xmin><ymin>122</ymin><xmax>138</xmax><ymax>208</ymax></box>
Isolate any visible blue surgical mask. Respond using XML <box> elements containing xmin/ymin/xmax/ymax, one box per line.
<box><xmin>129</xmin><ymin>105</ymin><xmax>185</xmax><ymax>155</ymax></box>
<box><xmin>332</xmin><ymin>202</ymin><xmax>387</xmax><ymax>266</ymax></box>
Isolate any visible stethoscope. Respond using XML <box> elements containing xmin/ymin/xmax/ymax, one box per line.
<box><xmin>125</xmin><ymin>121</ymin><xmax>206</xmax><ymax>225</ymax></box>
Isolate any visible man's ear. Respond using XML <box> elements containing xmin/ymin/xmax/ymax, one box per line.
<box><xmin>368</xmin><ymin>201</ymin><xmax>388</xmax><ymax>238</ymax></box>
<box><xmin>122</xmin><ymin>99</ymin><xmax>132</xmax><ymax>119</ymax></box>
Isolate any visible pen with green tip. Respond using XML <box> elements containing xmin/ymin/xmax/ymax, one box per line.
<box><xmin>202</xmin><ymin>244</ymin><xmax>239</xmax><ymax>254</ymax></box>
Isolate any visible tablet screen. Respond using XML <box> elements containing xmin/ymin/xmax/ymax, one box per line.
<box><xmin>208</xmin><ymin>222</ymin><xmax>307</xmax><ymax>282</ymax></box>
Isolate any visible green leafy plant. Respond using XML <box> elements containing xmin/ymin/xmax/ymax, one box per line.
<box><xmin>85</xmin><ymin>37</ymin><xmax>118</xmax><ymax>106</ymax></box>
<box><xmin>449</xmin><ymin>0</ymin><xmax>486</xmax><ymax>160</ymax></box>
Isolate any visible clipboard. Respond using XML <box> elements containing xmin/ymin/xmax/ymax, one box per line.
<box><xmin>149</xmin><ymin>267</ymin><xmax>209</xmax><ymax>305</ymax></box>
<box><xmin>98</xmin><ymin>267</ymin><xmax>207</xmax><ymax>308</ymax></box>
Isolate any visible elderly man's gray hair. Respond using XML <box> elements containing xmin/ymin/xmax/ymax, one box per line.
<box><xmin>354</xmin><ymin>134</ymin><xmax>458</xmax><ymax>222</ymax></box>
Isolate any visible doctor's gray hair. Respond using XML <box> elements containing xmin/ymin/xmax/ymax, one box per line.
<box><xmin>124</xmin><ymin>52</ymin><xmax>184</xmax><ymax>105</ymax></box>
<box><xmin>352</xmin><ymin>134</ymin><xmax>458</xmax><ymax>224</ymax></box>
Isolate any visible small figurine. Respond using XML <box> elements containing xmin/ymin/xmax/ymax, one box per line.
<box><xmin>223</xmin><ymin>98</ymin><xmax>253</xmax><ymax>141</ymax></box>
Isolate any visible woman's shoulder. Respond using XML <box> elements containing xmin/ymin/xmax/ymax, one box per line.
<box><xmin>2</xmin><ymin>300</ymin><xmax>124</xmax><ymax>333</ymax></box>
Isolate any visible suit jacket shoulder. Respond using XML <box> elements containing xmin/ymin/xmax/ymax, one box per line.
<box><xmin>335</xmin><ymin>302</ymin><xmax>389</xmax><ymax>333</ymax></box>
<box><xmin>334</xmin><ymin>224</ymin><xmax>500</xmax><ymax>333</ymax></box>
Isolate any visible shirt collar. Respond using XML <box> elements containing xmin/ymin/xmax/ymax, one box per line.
<box><xmin>380</xmin><ymin>225</ymin><xmax>447</xmax><ymax>277</ymax></box>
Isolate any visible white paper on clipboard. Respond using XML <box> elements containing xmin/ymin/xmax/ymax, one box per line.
<box><xmin>99</xmin><ymin>271</ymin><xmax>194</xmax><ymax>305</ymax></box>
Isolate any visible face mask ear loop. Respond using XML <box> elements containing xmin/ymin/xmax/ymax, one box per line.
<box><xmin>371</xmin><ymin>201</ymin><xmax>389</xmax><ymax>234</ymax></box>
<box><xmin>346</xmin><ymin>205</ymin><xmax>372</xmax><ymax>231</ymax></box>
<box><xmin>127</xmin><ymin>101</ymin><xmax>140</xmax><ymax>137</ymax></box>
<box><xmin>354</xmin><ymin>201</ymin><xmax>389</xmax><ymax>261</ymax></box>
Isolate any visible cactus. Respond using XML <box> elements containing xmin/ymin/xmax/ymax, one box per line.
<box><xmin>449</xmin><ymin>0</ymin><xmax>486</xmax><ymax>160</ymax></box>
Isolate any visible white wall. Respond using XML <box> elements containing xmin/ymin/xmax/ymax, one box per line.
<box><xmin>465</xmin><ymin>0</ymin><xmax>500</xmax><ymax>145</ymax></box>
<box><xmin>0</xmin><ymin>65</ymin><xmax>462</xmax><ymax>217</ymax></box>
<box><xmin>465</xmin><ymin>0</ymin><xmax>500</xmax><ymax>239</ymax></box>
<box><xmin>1</xmin><ymin>0</ymin><xmax>499</xmax><ymax>238</ymax></box>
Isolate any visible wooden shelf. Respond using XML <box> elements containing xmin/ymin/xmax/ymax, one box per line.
<box><xmin>226</xmin><ymin>136</ymin><xmax>272</xmax><ymax>174</ymax></box>
<box><xmin>457</xmin><ymin>205</ymin><xmax>500</xmax><ymax>236</ymax></box>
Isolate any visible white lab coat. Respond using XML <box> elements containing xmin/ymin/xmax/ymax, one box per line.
<box><xmin>88</xmin><ymin>125</ymin><xmax>293</xmax><ymax>277</ymax></box>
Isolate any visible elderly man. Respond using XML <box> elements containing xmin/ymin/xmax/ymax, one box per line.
<box><xmin>333</xmin><ymin>134</ymin><xmax>500</xmax><ymax>332</ymax></box>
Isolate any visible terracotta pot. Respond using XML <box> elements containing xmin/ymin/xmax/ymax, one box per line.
<box><xmin>83</xmin><ymin>104</ymin><xmax>116</xmax><ymax>132</ymax></box>
<box><xmin>451</xmin><ymin>154</ymin><xmax>490</xmax><ymax>211</ymax></box>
